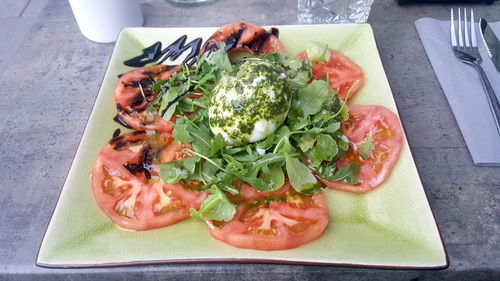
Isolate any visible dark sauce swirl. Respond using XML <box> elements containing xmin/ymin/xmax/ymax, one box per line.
<box><xmin>123</xmin><ymin>35</ymin><xmax>203</xmax><ymax>67</ymax></box>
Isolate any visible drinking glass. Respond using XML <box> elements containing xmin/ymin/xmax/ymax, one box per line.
<box><xmin>298</xmin><ymin>0</ymin><xmax>374</xmax><ymax>24</ymax></box>
<box><xmin>167</xmin><ymin>0</ymin><xmax>215</xmax><ymax>5</ymax></box>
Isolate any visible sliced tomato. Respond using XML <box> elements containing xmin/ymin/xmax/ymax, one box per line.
<box><xmin>317</xmin><ymin>105</ymin><xmax>403</xmax><ymax>193</ymax></box>
<box><xmin>159</xmin><ymin>138</ymin><xmax>193</xmax><ymax>163</ymax></box>
<box><xmin>297</xmin><ymin>49</ymin><xmax>364</xmax><ymax>100</ymax></box>
<box><xmin>261</xmin><ymin>35</ymin><xmax>287</xmax><ymax>54</ymax></box>
<box><xmin>114</xmin><ymin>64</ymin><xmax>182</xmax><ymax>133</ymax></box>
<box><xmin>200</xmin><ymin>22</ymin><xmax>286</xmax><ymax>56</ymax></box>
<box><xmin>91</xmin><ymin>132</ymin><xmax>206</xmax><ymax>231</ymax></box>
<box><xmin>207</xmin><ymin>182</ymin><xmax>329</xmax><ymax>251</ymax></box>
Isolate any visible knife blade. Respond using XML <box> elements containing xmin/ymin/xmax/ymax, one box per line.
<box><xmin>479</xmin><ymin>18</ymin><xmax>500</xmax><ymax>72</ymax></box>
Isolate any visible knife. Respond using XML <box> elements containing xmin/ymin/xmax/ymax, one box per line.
<box><xmin>479</xmin><ymin>18</ymin><xmax>500</xmax><ymax>72</ymax></box>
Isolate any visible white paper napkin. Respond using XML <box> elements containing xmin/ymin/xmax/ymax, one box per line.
<box><xmin>415</xmin><ymin>18</ymin><xmax>500</xmax><ymax>166</ymax></box>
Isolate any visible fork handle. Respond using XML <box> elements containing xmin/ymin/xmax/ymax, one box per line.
<box><xmin>475</xmin><ymin>65</ymin><xmax>500</xmax><ymax>135</ymax></box>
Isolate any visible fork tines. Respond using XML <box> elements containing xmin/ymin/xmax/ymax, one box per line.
<box><xmin>451</xmin><ymin>8</ymin><xmax>477</xmax><ymax>50</ymax></box>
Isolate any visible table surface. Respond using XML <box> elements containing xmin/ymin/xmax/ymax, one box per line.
<box><xmin>0</xmin><ymin>0</ymin><xmax>499</xmax><ymax>280</ymax></box>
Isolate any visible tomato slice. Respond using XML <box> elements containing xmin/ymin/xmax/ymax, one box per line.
<box><xmin>317</xmin><ymin>105</ymin><xmax>403</xmax><ymax>193</ymax></box>
<box><xmin>91</xmin><ymin>132</ymin><xmax>206</xmax><ymax>231</ymax></box>
<box><xmin>297</xmin><ymin>49</ymin><xmax>364</xmax><ymax>100</ymax></box>
<box><xmin>261</xmin><ymin>35</ymin><xmax>287</xmax><ymax>54</ymax></box>
<box><xmin>114</xmin><ymin>65</ymin><xmax>182</xmax><ymax>133</ymax></box>
<box><xmin>200</xmin><ymin>22</ymin><xmax>286</xmax><ymax>56</ymax></box>
<box><xmin>207</xmin><ymin>182</ymin><xmax>329</xmax><ymax>250</ymax></box>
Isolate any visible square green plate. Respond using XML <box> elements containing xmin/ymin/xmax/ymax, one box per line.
<box><xmin>37</xmin><ymin>24</ymin><xmax>448</xmax><ymax>268</ymax></box>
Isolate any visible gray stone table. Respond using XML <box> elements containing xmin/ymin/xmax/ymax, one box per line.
<box><xmin>0</xmin><ymin>0</ymin><xmax>499</xmax><ymax>280</ymax></box>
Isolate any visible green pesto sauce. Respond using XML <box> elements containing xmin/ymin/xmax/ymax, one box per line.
<box><xmin>208</xmin><ymin>60</ymin><xmax>292</xmax><ymax>144</ymax></box>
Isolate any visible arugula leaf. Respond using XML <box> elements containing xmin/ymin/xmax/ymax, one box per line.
<box><xmin>209</xmin><ymin>178</ymin><xmax>240</xmax><ymax>195</ymax></box>
<box><xmin>273</xmin><ymin>126</ymin><xmax>296</xmax><ymax>154</ymax></box>
<box><xmin>288</xmin><ymin>59</ymin><xmax>306</xmax><ymax>71</ymax></box>
<box><xmin>315</xmin><ymin>163</ymin><xmax>360</xmax><ymax>185</ymax></box>
<box><xmin>222</xmin><ymin>153</ymin><xmax>245</xmax><ymax>173</ymax></box>
<box><xmin>190</xmin><ymin>185</ymin><xmax>236</xmax><ymax>221</ymax></box>
<box><xmin>285</xmin><ymin>153</ymin><xmax>318</xmax><ymax>194</ymax></box>
<box><xmin>151</xmin><ymin>79</ymin><xmax>167</xmax><ymax>93</ymax></box>
<box><xmin>159</xmin><ymin>157</ymin><xmax>201</xmax><ymax>184</ymax></box>
<box><xmin>256</xmin><ymin>133</ymin><xmax>276</xmax><ymax>149</ymax></box>
<box><xmin>254</xmin><ymin>153</ymin><xmax>286</xmax><ymax>168</ymax></box>
<box><xmin>176</xmin><ymin>96</ymin><xmax>198</xmax><ymax>114</ymax></box>
<box><xmin>298</xmin><ymin>133</ymin><xmax>316</xmax><ymax>153</ymax></box>
<box><xmin>159</xmin><ymin>163</ymin><xmax>188</xmax><ymax>184</ymax></box>
<box><xmin>206</xmin><ymin>45</ymin><xmax>232</xmax><ymax>72</ymax></box>
<box><xmin>337</xmin><ymin>163</ymin><xmax>360</xmax><ymax>185</ymax></box>
<box><xmin>210</xmin><ymin>134</ymin><xmax>227</xmax><ymax>156</ymax></box>
<box><xmin>323</xmin><ymin>122</ymin><xmax>341</xmax><ymax>134</ymax></box>
<box><xmin>313</xmin><ymin>134</ymin><xmax>338</xmax><ymax>162</ymax></box>
<box><xmin>159</xmin><ymin>88</ymin><xmax>181</xmax><ymax>121</ymax></box>
<box><xmin>286</xmin><ymin>60</ymin><xmax>312</xmax><ymax>88</ymax></box>
<box><xmin>257</xmin><ymin>53</ymin><xmax>287</xmax><ymax>64</ymax></box>
<box><xmin>258</xmin><ymin>163</ymin><xmax>285</xmax><ymax>192</ymax></box>
<box><xmin>172</xmin><ymin>120</ymin><xmax>193</xmax><ymax>143</ymax></box>
<box><xmin>313</xmin><ymin>163</ymin><xmax>336</xmax><ymax>180</ymax></box>
<box><xmin>183</xmin><ymin>118</ymin><xmax>212</xmax><ymax>156</ymax></box>
<box><xmin>289</xmin><ymin>116</ymin><xmax>310</xmax><ymax>131</ymax></box>
<box><xmin>302</xmin><ymin>134</ymin><xmax>338</xmax><ymax>167</ymax></box>
<box><xmin>358</xmin><ymin>131</ymin><xmax>374</xmax><ymax>160</ymax></box>
<box><xmin>305</xmin><ymin>41</ymin><xmax>331</xmax><ymax>62</ymax></box>
<box><xmin>294</xmin><ymin>80</ymin><xmax>333</xmax><ymax>117</ymax></box>
<box><xmin>246</xmin><ymin>153</ymin><xmax>286</xmax><ymax>180</ymax></box>
<box><xmin>242</xmin><ymin>177</ymin><xmax>270</xmax><ymax>192</ymax></box>
<box><xmin>200</xmin><ymin>158</ymin><xmax>222</xmax><ymax>183</ymax></box>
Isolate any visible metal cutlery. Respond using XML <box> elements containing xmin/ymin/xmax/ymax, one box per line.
<box><xmin>451</xmin><ymin>8</ymin><xmax>500</xmax><ymax>135</ymax></box>
<box><xmin>479</xmin><ymin>18</ymin><xmax>500</xmax><ymax>72</ymax></box>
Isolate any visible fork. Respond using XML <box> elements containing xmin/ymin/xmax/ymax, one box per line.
<box><xmin>451</xmin><ymin>8</ymin><xmax>500</xmax><ymax>135</ymax></box>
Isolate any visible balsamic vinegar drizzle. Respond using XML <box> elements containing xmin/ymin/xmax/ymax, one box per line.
<box><xmin>113</xmin><ymin>104</ymin><xmax>133</xmax><ymax>129</ymax></box>
<box><xmin>125</xmin><ymin>145</ymin><xmax>153</xmax><ymax>180</ymax></box>
<box><xmin>112</xmin><ymin>128</ymin><xmax>121</xmax><ymax>138</ymax></box>
<box><xmin>123</xmin><ymin>35</ymin><xmax>203</xmax><ymax>67</ymax></box>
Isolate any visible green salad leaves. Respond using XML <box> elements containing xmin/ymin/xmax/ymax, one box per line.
<box><xmin>152</xmin><ymin>46</ymin><xmax>358</xmax><ymax>222</ymax></box>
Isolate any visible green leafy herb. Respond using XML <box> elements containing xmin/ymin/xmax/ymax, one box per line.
<box><xmin>190</xmin><ymin>185</ymin><xmax>236</xmax><ymax>221</ymax></box>
<box><xmin>174</xmin><ymin>117</ymin><xmax>212</xmax><ymax>156</ymax></box>
<box><xmin>314</xmin><ymin>134</ymin><xmax>338</xmax><ymax>162</ymax></box>
<box><xmin>298</xmin><ymin>133</ymin><xmax>316</xmax><ymax>152</ymax></box>
<box><xmin>257</xmin><ymin>163</ymin><xmax>285</xmax><ymax>192</ymax></box>
<box><xmin>206</xmin><ymin>45</ymin><xmax>232</xmax><ymax>72</ymax></box>
<box><xmin>358</xmin><ymin>131</ymin><xmax>374</xmax><ymax>160</ymax></box>
<box><xmin>305</xmin><ymin>41</ymin><xmax>331</xmax><ymax>62</ymax></box>
<box><xmin>159</xmin><ymin>157</ymin><xmax>201</xmax><ymax>184</ymax></box>
<box><xmin>210</xmin><ymin>133</ymin><xmax>227</xmax><ymax>156</ymax></box>
<box><xmin>314</xmin><ymin>163</ymin><xmax>360</xmax><ymax>185</ymax></box>
<box><xmin>199</xmin><ymin>158</ymin><xmax>222</xmax><ymax>183</ymax></box>
<box><xmin>172</xmin><ymin>120</ymin><xmax>193</xmax><ymax>143</ymax></box>
<box><xmin>293</xmin><ymin>80</ymin><xmax>333</xmax><ymax>117</ymax></box>
<box><xmin>158</xmin><ymin>88</ymin><xmax>181</xmax><ymax>121</ymax></box>
<box><xmin>285</xmin><ymin>153</ymin><xmax>318</xmax><ymax>194</ymax></box>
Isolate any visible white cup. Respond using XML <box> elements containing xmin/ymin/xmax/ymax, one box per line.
<box><xmin>69</xmin><ymin>0</ymin><xmax>143</xmax><ymax>43</ymax></box>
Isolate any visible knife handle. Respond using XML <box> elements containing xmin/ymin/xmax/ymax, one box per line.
<box><xmin>397</xmin><ymin>0</ymin><xmax>497</xmax><ymax>5</ymax></box>
<box><xmin>476</xmin><ymin>65</ymin><xmax>500</xmax><ymax>135</ymax></box>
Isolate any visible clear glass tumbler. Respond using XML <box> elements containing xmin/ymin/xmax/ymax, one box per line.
<box><xmin>298</xmin><ymin>0</ymin><xmax>374</xmax><ymax>24</ymax></box>
<box><xmin>167</xmin><ymin>0</ymin><xmax>215</xmax><ymax>5</ymax></box>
